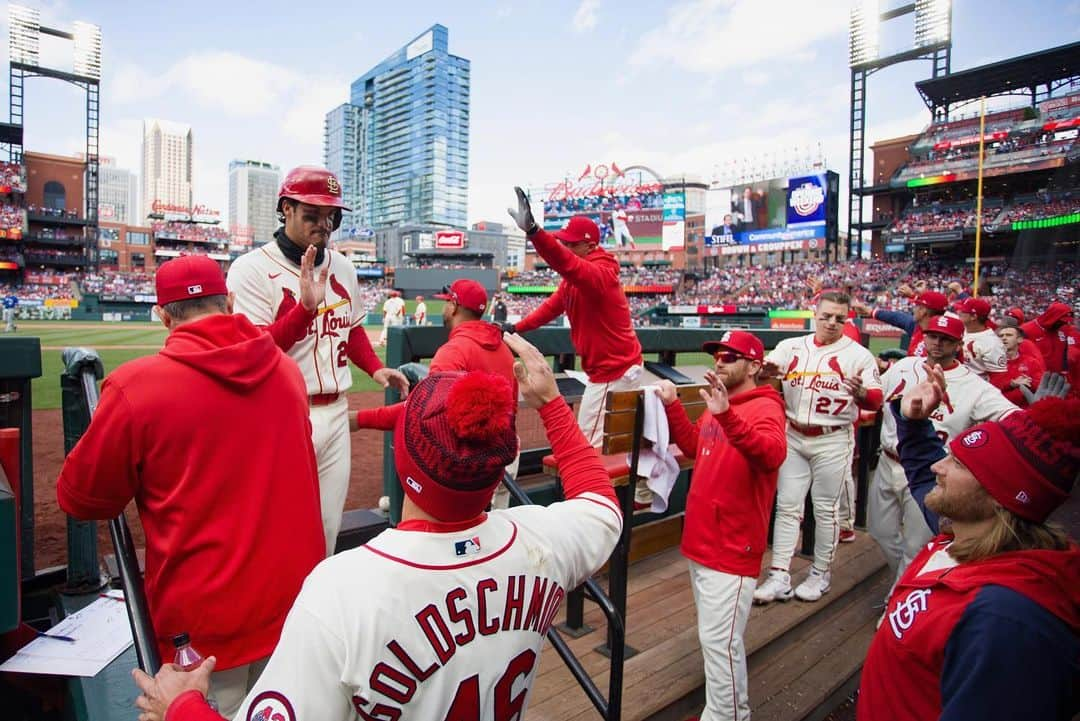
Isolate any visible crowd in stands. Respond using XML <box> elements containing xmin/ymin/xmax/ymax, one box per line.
<box><xmin>26</xmin><ymin>205</ymin><xmax>79</xmax><ymax>220</ymax></box>
<box><xmin>81</xmin><ymin>272</ymin><xmax>155</xmax><ymax>297</ymax></box>
<box><xmin>0</xmin><ymin>203</ymin><xmax>25</xmax><ymax>233</ymax></box>
<box><xmin>543</xmin><ymin>189</ymin><xmax>664</xmax><ymax>216</ymax></box>
<box><xmin>997</xmin><ymin>192</ymin><xmax>1080</xmax><ymax>224</ymax></box>
<box><xmin>30</xmin><ymin>227</ymin><xmax>84</xmax><ymax>241</ymax></box>
<box><xmin>151</xmin><ymin>221</ymin><xmax>230</xmax><ymax>244</ymax></box>
<box><xmin>890</xmin><ymin>202</ymin><xmax>1003</xmax><ymax>234</ymax></box>
<box><xmin>0</xmin><ymin>161</ymin><xmax>25</xmax><ymax>193</ymax></box>
<box><xmin>23</xmin><ymin>248</ymin><xmax>85</xmax><ymax>264</ymax></box>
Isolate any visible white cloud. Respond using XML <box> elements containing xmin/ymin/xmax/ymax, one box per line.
<box><xmin>572</xmin><ymin>0</ymin><xmax>600</xmax><ymax>33</ymax></box>
<box><xmin>632</xmin><ymin>0</ymin><xmax>850</xmax><ymax>74</ymax></box>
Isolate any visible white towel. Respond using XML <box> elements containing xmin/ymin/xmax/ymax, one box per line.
<box><xmin>633</xmin><ymin>386</ymin><xmax>681</xmax><ymax>513</ymax></box>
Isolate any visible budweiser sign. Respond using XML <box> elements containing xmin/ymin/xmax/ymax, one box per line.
<box><xmin>546</xmin><ymin>162</ymin><xmax>663</xmax><ymax>202</ymax></box>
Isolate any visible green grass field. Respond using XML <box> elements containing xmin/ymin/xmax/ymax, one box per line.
<box><xmin>7</xmin><ymin>317</ymin><xmax>901</xmax><ymax>411</ymax></box>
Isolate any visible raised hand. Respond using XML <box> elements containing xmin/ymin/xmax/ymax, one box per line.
<box><xmin>700</xmin><ymin>369</ymin><xmax>730</xmax><ymax>414</ymax></box>
<box><xmin>299</xmin><ymin>245</ymin><xmax>329</xmax><ymax>312</ymax></box>
<box><xmin>1020</xmin><ymin>371</ymin><xmax>1071</xmax><ymax>404</ymax></box>
<box><xmin>902</xmin><ymin>364</ymin><xmax>947</xmax><ymax>420</ymax></box>
<box><xmin>759</xmin><ymin>360</ymin><xmax>782</xmax><ymax>380</ymax></box>
<box><xmin>506</xmin><ymin>187</ymin><xmax>538</xmax><ymax>234</ymax></box>
<box><xmin>504</xmin><ymin>331</ymin><xmax>559</xmax><ymax>409</ymax></box>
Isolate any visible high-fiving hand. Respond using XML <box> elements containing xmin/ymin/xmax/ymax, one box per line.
<box><xmin>700</xmin><ymin>369</ymin><xmax>730</xmax><ymax>414</ymax></box>
<box><xmin>507</xmin><ymin>187</ymin><xmax>538</xmax><ymax>235</ymax></box>
<box><xmin>299</xmin><ymin>244</ymin><xmax>329</xmax><ymax>313</ymax></box>
<box><xmin>1020</xmin><ymin>371</ymin><xmax>1071</xmax><ymax>404</ymax></box>
<box><xmin>901</xmin><ymin>363</ymin><xmax>947</xmax><ymax>420</ymax></box>
<box><xmin>504</xmin><ymin>332</ymin><xmax>559</xmax><ymax>409</ymax></box>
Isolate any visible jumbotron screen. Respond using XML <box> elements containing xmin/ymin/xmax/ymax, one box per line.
<box><xmin>539</xmin><ymin>163</ymin><xmax>665</xmax><ymax>251</ymax></box>
<box><xmin>704</xmin><ymin>171</ymin><xmax>838</xmax><ymax>256</ymax></box>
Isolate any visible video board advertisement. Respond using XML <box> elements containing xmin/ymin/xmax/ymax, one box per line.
<box><xmin>704</xmin><ymin>172</ymin><xmax>833</xmax><ymax>255</ymax></box>
<box><xmin>539</xmin><ymin>163</ymin><xmax>665</xmax><ymax>250</ymax></box>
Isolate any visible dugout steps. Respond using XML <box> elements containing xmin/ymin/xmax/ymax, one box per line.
<box><xmin>524</xmin><ymin>528</ymin><xmax>888</xmax><ymax>721</ymax></box>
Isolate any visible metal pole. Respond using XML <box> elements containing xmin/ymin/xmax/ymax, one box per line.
<box><xmin>79</xmin><ymin>367</ymin><xmax>161</xmax><ymax>674</ymax></box>
<box><xmin>973</xmin><ymin>96</ymin><xmax>986</xmax><ymax>297</ymax></box>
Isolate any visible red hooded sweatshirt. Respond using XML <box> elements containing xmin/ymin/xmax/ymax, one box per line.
<box><xmin>1021</xmin><ymin>302</ymin><xmax>1078</xmax><ymax>374</ymax></box>
<box><xmin>859</xmin><ymin>537</ymin><xmax>1080</xmax><ymax>721</ymax></box>
<box><xmin>514</xmin><ymin>229</ymin><xmax>642</xmax><ymax>382</ymax></box>
<box><xmin>56</xmin><ymin>313</ymin><xmax>324</xmax><ymax>670</ymax></box>
<box><xmin>355</xmin><ymin>320</ymin><xmax>518</xmax><ymax>430</ymax></box>
<box><xmin>665</xmin><ymin>384</ymin><xmax>787</xmax><ymax>577</ymax></box>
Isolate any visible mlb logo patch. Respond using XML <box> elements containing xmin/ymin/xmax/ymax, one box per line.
<box><xmin>406</xmin><ymin>476</ymin><xmax>423</xmax><ymax>493</ymax></box>
<box><xmin>187</xmin><ymin>284</ymin><xmax>203</xmax><ymax>295</ymax></box>
<box><xmin>454</xmin><ymin>536</ymin><xmax>481</xmax><ymax>556</ymax></box>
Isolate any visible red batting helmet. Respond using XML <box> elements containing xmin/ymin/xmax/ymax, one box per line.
<box><xmin>277</xmin><ymin>166</ymin><xmax>350</xmax><ymax>229</ymax></box>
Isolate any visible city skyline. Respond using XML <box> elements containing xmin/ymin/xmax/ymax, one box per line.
<box><xmin>2</xmin><ymin>1</ymin><xmax>1077</xmax><ymax>230</ymax></box>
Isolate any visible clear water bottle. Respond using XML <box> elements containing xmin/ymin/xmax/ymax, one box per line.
<box><xmin>171</xmin><ymin>632</ymin><xmax>204</xmax><ymax>671</ymax></box>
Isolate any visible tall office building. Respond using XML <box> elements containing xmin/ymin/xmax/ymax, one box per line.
<box><xmin>141</xmin><ymin>118</ymin><xmax>193</xmax><ymax>220</ymax></box>
<box><xmin>324</xmin><ymin>24</ymin><xmax>469</xmax><ymax>233</ymax></box>
<box><xmin>228</xmin><ymin>160</ymin><xmax>281</xmax><ymax>247</ymax></box>
<box><xmin>77</xmin><ymin>154</ymin><xmax>139</xmax><ymax>224</ymax></box>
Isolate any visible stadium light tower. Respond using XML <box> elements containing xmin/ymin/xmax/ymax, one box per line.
<box><xmin>6</xmin><ymin>4</ymin><xmax>102</xmax><ymax>224</ymax></box>
<box><xmin>847</xmin><ymin>0</ymin><xmax>952</xmax><ymax>259</ymax></box>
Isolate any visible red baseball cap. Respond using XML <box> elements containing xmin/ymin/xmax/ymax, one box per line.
<box><xmin>923</xmin><ymin>314</ymin><xmax>964</xmax><ymax>341</ymax></box>
<box><xmin>155</xmin><ymin>256</ymin><xmax>227</xmax><ymax>305</ymax></box>
<box><xmin>956</xmin><ymin>297</ymin><xmax>992</xmax><ymax>319</ymax></box>
<box><xmin>554</xmin><ymin>215</ymin><xmax>600</xmax><ymax>245</ymax></box>
<box><xmin>435</xmin><ymin>279</ymin><xmax>488</xmax><ymax>315</ymax></box>
<box><xmin>702</xmin><ymin>330</ymin><xmax>765</xmax><ymax>361</ymax></box>
<box><xmin>913</xmin><ymin>291</ymin><xmax>948</xmax><ymax>313</ymax></box>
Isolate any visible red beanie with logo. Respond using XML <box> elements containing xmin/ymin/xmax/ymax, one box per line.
<box><xmin>949</xmin><ymin>398</ymin><xmax>1080</xmax><ymax>523</ymax></box>
<box><xmin>394</xmin><ymin>371</ymin><xmax>518</xmax><ymax>521</ymax></box>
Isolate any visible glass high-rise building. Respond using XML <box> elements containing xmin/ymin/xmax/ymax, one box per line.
<box><xmin>228</xmin><ymin>160</ymin><xmax>281</xmax><ymax>247</ymax></box>
<box><xmin>324</xmin><ymin>24</ymin><xmax>469</xmax><ymax>234</ymax></box>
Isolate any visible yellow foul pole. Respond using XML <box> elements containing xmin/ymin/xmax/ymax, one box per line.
<box><xmin>973</xmin><ymin>96</ymin><xmax>986</xmax><ymax>298</ymax></box>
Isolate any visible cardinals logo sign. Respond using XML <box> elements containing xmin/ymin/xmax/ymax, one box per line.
<box><xmin>247</xmin><ymin>691</ymin><xmax>295</xmax><ymax>721</ymax></box>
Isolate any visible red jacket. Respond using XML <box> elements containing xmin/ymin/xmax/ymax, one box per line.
<box><xmin>355</xmin><ymin>320</ymin><xmax>517</xmax><ymax>430</ymax></box>
<box><xmin>515</xmin><ymin>229</ymin><xmax>642</xmax><ymax>382</ymax></box>
<box><xmin>859</xmin><ymin>537</ymin><xmax>1080</xmax><ymax>721</ymax></box>
<box><xmin>1021</xmin><ymin>317</ymin><xmax>1079</xmax><ymax>374</ymax></box>
<box><xmin>56</xmin><ymin>314</ymin><xmax>324</xmax><ymax>670</ymax></box>
<box><xmin>999</xmin><ymin>348</ymin><xmax>1045</xmax><ymax>406</ymax></box>
<box><xmin>665</xmin><ymin>385</ymin><xmax>787</xmax><ymax>577</ymax></box>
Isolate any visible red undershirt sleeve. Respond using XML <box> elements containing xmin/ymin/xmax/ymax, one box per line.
<box><xmin>346</xmin><ymin>325</ymin><xmax>383</xmax><ymax>377</ymax></box>
<box><xmin>538</xmin><ymin>397</ymin><xmax>619</xmax><ymax>510</ymax></box>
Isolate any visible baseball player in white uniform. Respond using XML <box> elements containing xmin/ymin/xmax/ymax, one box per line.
<box><xmin>955</xmin><ymin>297</ymin><xmax>1008</xmax><ymax>380</ymax></box>
<box><xmin>131</xmin><ymin>334</ymin><xmax>623</xmax><ymax>721</ymax></box>
<box><xmin>379</xmin><ymin>291</ymin><xmax>406</xmax><ymax>345</ymax></box>
<box><xmin>755</xmin><ymin>291</ymin><xmax>883</xmax><ymax>604</ymax></box>
<box><xmin>413</xmin><ymin>295</ymin><xmax>427</xmax><ymax>326</ymax></box>
<box><xmin>869</xmin><ymin>314</ymin><xmax>1017</xmax><ymax>590</ymax></box>
<box><xmin>227</xmin><ymin>166</ymin><xmax>409</xmax><ymax>555</ymax></box>
<box><xmin>611</xmin><ymin>206</ymin><xmax>636</xmax><ymax>249</ymax></box>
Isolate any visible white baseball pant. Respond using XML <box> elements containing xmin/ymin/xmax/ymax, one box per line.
<box><xmin>689</xmin><ymin>560</ymin><xmax>756</xmax><ymax>721</ymax></box>
<box><xmin>770</xmin><ymin>427</ymin><xmax>855</xmax><ymax>573</ymax></box>
<box><xmin>209</xmin><ymin>656</ymin><xmax>269</xmax><ymax>719</ymax></box>
<box><xmin>868</xmin><ymin>453</ymin><xmax>934</xmax><ymax>580</ymax></box>
<box><xmin>310</xmin><ymin>396</ymin><xmax>351</xmax><ymax>556</ymax></box>
<box><xmin>577</xmin><ymin>365</ymin><xmax>648</xmax><ymax>504</ymax></box>
<box><xmin>3</xmin><ymin>308</ymin><xmax>14</xmax><ymax>331</ymax></box>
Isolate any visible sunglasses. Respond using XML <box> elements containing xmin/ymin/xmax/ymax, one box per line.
<box><xmin>713</xmin><ymin>351</ymin><xmax>750</xmax><ymax>363</ymax></box>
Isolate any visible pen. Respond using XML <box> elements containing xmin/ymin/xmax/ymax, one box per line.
<box><xmin>98</xmin><ymin>593</ymin><xmax>125</xmax><ymax>603</ymax></box>
<box><xmin>37</xmin><ymin>632</ymin><xmax>77</xmax><ymax>643</ymax></box>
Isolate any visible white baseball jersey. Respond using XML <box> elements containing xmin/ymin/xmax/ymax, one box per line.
<box><xmin>879</xmin><ymin>356</ymin><xmax>1018</xmax><ymax>455</ymax></box>
<box><xmin>766</xmin><ymin>335</ymin><xmax>881</xmax><ymax>427</ymax></box>
<box><xmin>383</xmin><ymin>296</ymin><xmax>406</xmax><ymax>326</ymax></box>
<box><xmin>227</xmin><ymin>243</ymin><xmax>364</xmax><ymax>397</ymax></box>
<box><xmin>414</xmin><ymin>301</ymin><xmax>427</xmax><ymax>325</ymax></box>
<box><xmin>962</xmin><ymin>327</ymin><xmax>1007</xmax><ymax>378</ymax></box>
<box><xmin>232</xmin><ymin>496</ymin><xmax>622</xmax><ymax>721</ymax></box>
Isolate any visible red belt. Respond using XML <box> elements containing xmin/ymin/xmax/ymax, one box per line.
<box><xmin>789</xmin><ymin>421</ymin><xmax>845</xmax><ymax>437</ymax></box>
<box><xmin>309</xmin><ymin>393</ymin><xmax>341</xmax><ymax>407</ymax></box>
<box><xmin>883</xmin><ymin>448</ymin><xmax>901</xmax><ymax>463</ymax></box>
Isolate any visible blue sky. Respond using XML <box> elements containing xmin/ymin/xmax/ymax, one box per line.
<box><xmin>3</xmin><ymin>0</ymin><xmax>1077</xmax><ymax>228</ymax></box>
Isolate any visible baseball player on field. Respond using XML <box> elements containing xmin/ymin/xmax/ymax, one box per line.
<box><xmin>379</xmin><ymin>291</ymin><xmax>406</xmax><ymax>346</ymax></box>
<box><xmin>132</xmin><ymin>334</ymin><xmax>623</xmax><ymax>721</ymax></box>
<box><xmin>227</xmin><ymin>166</ymin><xmax>410</xmax><ymax>555</ymax></box>
<box><xmin>868</xmin><ymin>314</ymin><xmax>1018</xmax><ymax>598</ymax></box>
<box><xmin>755</xmin><ymin>291</ymin><xmax>883</xmax><ymax>604</ymax></box>
<box><xmin>413</xmin><ymin>295</ymin><xmax>427</xmax><ymax>326</ymax></box>
<box><xmin>954</xmin><ymin>297</ymin><xmax>1008</xmax><ymax>383</ymax></box>
<box><xmin>2</xmin><ymin>291</ymin><xmax>17</xmax><ymax>332</ymax></box>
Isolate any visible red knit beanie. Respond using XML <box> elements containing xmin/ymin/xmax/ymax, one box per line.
<box><xmin>949</xmin><ymin>398</ymin><xmax>1080</xmax><ymax>523</ymax></box>
<box><xmin>394</xmin><ymin>371</ymin><xmax>518</xmax><ymax>521</ymax></box>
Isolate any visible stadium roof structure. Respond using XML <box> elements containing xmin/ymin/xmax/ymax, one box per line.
<box><xmin>915</xmin><ymin>41</ymin><xmax>1080</xmax><ymax>111</ymax></box>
